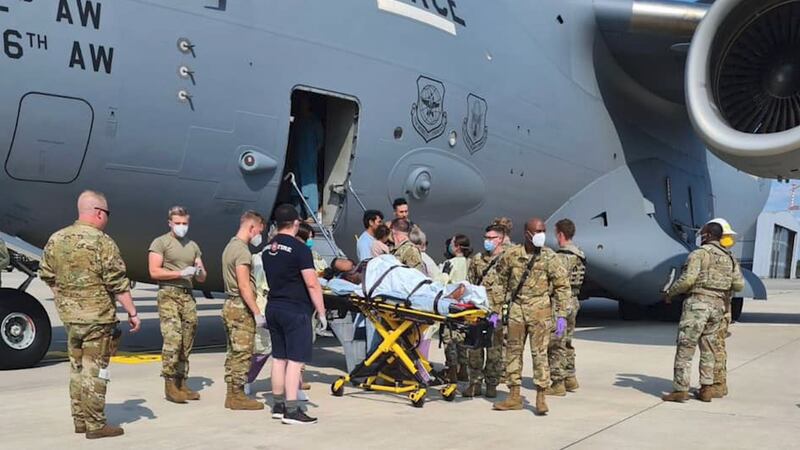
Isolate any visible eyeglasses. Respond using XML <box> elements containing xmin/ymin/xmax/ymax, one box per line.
<box><xmin>94</xmin><ymin>207</ymin><xmax>111</xmax><ymax>217</ymax></box>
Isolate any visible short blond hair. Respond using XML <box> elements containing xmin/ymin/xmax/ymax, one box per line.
<box><xmin>168</xmin><ymin>206</ymin><xmax>189</xmax><ymax>220</ymax></box>
<box><xmin>240</xmin><ymin>210</ymin><xmax>265</xmax><ymax>225</ymax></box>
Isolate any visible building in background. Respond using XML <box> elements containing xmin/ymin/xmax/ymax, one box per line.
<box><xmin>752</xmin><ymin>211</ymin><xmax>800</xmax><ymax>279</ymax></box>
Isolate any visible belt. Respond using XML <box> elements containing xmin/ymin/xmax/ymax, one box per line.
<box><xmin>159</xmin><ymin>285</ymin><xmax>193</xmax><ymax>295</ymax></box>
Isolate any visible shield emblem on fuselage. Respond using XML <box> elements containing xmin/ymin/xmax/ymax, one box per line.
<box><xmin>411</xmin><ymin>76</ymin><xmax>447</xmax><ymax>143</ymax></box>
<box><xmin>462</xmin><ymin>94</ymin><xmax>488</xmax><ymax>154</ymax></box>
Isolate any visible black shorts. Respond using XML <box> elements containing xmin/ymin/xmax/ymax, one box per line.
<box><xmin>266</xmin><ymin>305</ymin><xmax>313</xmax><ymax>363</ymax></box>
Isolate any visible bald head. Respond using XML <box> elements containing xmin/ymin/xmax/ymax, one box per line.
<box><xmin>526</xmin><ymin>218</ymin><xmax>546</xmax><ymax>234</ymax></box>
<box><xmin>77</xmin><ymin>190</ymin><xmax>110</xmax><ymax>230</ymax></box>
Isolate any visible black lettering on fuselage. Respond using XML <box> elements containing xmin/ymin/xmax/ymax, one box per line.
<box><xmin>406</xmin><ymin>0</ymin><xmax>466</xmax><ymax>27</ymax></box>
<box><xmin>57</xmin><ymin>0</ymin><xmax>102</xmax><ymax>30</ymax></box>
<box><xmin>3</xmin><ymin>29</ymin><xmax>23</xmax><ymax>59</ymax></box>
<box><xmin>69</xmin><ymin>41</ymin><xmax>113</xmax><ymax>74</ymax></box>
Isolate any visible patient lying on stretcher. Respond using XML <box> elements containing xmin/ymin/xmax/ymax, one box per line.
<box><xmin>321</xmin><ymin>255</ymin><xmax>488</xmax><ymax>315</ymax></box>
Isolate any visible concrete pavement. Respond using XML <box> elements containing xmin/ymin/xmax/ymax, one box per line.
<box><xmin>0</xmin><ymin>272</ymin><xmax>798</xmax><ymax>449</ymax></box>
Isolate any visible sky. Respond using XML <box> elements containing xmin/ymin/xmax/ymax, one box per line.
<box><xmin>764</xmin><ymin>181</ymin><xmax>798</xmax><ymax>213</ymax></box>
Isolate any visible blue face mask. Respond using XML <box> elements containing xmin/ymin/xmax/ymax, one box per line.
<box><xmin>306</xmin><ymin>240</ymin><xmax>314</xmax><ymax>249</ymax></box>
<box><xmin>484</xmin><ymin>240</ymin><xmax>496</xmax><ymax>253</ymax></box>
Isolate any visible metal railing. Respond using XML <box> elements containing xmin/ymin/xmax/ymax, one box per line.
<box><xmin>347</xmin><ymin>180</ymin><xmax>368</xmax><ymax>213</ymax></box>
<box><xmin>283</xmin><ymin>172</ymin><xmax>343</xmax><ymax>257</ymax></box>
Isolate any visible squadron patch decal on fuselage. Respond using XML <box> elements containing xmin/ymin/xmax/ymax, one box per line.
<box><xmin>462</xmin><ymin>94</ymin><xmax>488</xmax><ymax>154</ymax></box>
<box><xmin>411</xmin><ymin>75</ymin><xmax>447</xmax><ymax>143</ymax></box>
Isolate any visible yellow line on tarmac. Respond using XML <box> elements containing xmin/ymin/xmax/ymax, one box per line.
<box><xmin>111</xmin><ymin>353</ymin><xmax>162</xmax><ymax>364</ymax></box>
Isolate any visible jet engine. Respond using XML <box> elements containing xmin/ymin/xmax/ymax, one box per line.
<box><xmin>687</xmin><ymin>0</ymin><xmax>800</xmax><ymax>179</ymax></box>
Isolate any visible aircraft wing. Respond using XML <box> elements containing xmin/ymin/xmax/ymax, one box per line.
<box><xmin>595</xmin><ymin>0</ymin><xmax>800</xmax><ymax>180</ymax></box>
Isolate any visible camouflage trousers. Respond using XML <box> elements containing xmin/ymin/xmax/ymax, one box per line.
<box><xmin>467</xmin><ymin>326</ymin><xmax>504</xmax><ymax>386</ymax></box>
<box><xmin>442</xmin><ymin>328</ymin><xmax>467</xmax><ymax>369</ymax></box>
<box><xmin>65</xmin><ymin>322</ymin><xmax>116</xmax><ymax>432</ymax></box>
<box><xmin>222</xmin><ymin>298</ymin><xmax>255</xmax><ymax>386</ymax></box>
<box><xmin>714</xmin><ymin>312</ymin><xmax>731</xmax><ymax>385</ymax></box>
<box><xmin>505</xmin><ymin>300</ymin><xmax>553</xmax><ymax>389</ymax></box>
<box><xmin>157</xmin><ymin>288</ymin><xmax>198</xmax><ymax>379</ymax></box>
<box><xmin>672</xmin><ymin>296</ymin><xmax>724</xmax><ymax>392</ymax></box>
<box><xmin>548</xmin><ymin>297</ymin><xmax>580</xmax><ymax>383</ymax></box>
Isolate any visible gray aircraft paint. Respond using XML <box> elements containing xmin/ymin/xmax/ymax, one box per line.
<box><xmin>0</xmin><ymin>0</ymin><xmax>768</xmax><ymax>306</ymax></box>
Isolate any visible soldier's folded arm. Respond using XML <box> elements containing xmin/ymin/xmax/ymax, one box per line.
<box><xmin>548</xmin><ymin>254</ymin><xmax>571</xmax><ymax>318</ymax></box>
<box><xmin>666</xmin><ymin>250</ymin><xmax>704</xmax><ymax>298</ymax></box>
<box><xmin>38</xmin><ymin>240</ymin><xmax>56</xmax><ymax>287</ymax></box>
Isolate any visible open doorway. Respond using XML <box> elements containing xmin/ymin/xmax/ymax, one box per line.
<box><xmin>279</xmin><ymin>88</ymin><xmax>359</xmax><ymax>228</ymax></box>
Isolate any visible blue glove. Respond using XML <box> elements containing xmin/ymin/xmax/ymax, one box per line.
<box><xmin>555</xmin><ymin>317</ymin><xmax>567</xmax><ymax>338</ymax></box>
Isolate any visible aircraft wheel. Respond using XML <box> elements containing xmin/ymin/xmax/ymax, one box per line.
<box><xmin>0</xmin><ymin>288</ymin><xmax>52</xmax><ymax>370</ymax></box>
<box><xmin>618</xmin><ymin>301</ymin><xmax>645</xmax><ymax>321</ymax></box>
<box><xmin>731</xmin><ymin>297</ymin><xmax>744</xmax><ymax>322</ymax></box>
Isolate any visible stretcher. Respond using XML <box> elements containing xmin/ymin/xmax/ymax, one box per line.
<box><xmin>324</xmin><ymin>292</ymin><xmax>496</xmax><ymax>408</ymax></box>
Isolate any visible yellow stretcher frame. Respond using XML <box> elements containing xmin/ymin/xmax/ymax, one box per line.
<box><xmin>326</xmin><ymin>293</ymin><xmax>489</xmax><ymax>408</ymax></box>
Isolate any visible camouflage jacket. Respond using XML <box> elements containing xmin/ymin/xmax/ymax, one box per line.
<box><xmin>392</xmin><ymin>240</ymin><xmax>424</xmax><ymax>272</ymax></box>
<box><xmin>496</xmin><ymin>244</ymin><xmax>571</xmax><ymax>317</ymax></box>
<box><xmin>39</xmin><ymin>221</ymin><xmax>131</xmax><ymax>324</ymax></box>
<box><xmin>666</xmin><ymin>241</ymin><xmax>745</xmax><ymax>300</ymax></box>
<box><xmin>555</xmin><ymin>243</ymin><xmax>586</xmax><ymax>299</ymax></box>
<box><xmin>468</xmin><ymin>251</ymin><xmax>506</xmax><ymax>312</ymax></box>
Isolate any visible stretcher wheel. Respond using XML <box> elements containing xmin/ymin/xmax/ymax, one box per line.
<box><xmin>442</xmin><ymin>384</ymin><xmax>457</xmax><ymax>402</ymax></box>
<box><xmin>410</xmin><ymin>389</ymin><xmax>427</xmax><ymax>408</ymax></box>
<box><xmin>331</xmin><ymin>378</ymin><xmax>346</xmax><ymax>397</ymax></box>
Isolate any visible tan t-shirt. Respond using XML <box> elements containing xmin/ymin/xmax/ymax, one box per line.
<box><xmin>222</xmin><ymin>236</ymin><xmax>255</xmax><ymax>298</ymax></box>
<box><xmin>149</xmin><ymin>232</ymin><xmax>202</xmax><ymax>289</ymax></box>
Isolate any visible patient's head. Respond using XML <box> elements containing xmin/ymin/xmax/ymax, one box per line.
<box><xmin>324</xmin><ymin>258</ymin><xmax>366</xmax><ymax>284</ymax></box>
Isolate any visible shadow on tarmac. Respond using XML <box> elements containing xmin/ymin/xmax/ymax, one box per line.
<box><xmin>614</xmin><ymin>373</ymin><xmax>673</xmax><ymax>397</ymax></box>
<box><xmin>106</xmin><ymin>398</ymin><xmax>157</xmax><ymax>425</ymax></box>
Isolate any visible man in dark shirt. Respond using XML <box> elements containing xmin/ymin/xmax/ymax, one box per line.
<box><xmin>263</xmin><ymin>204</ymin><xmax>326</xmax><ymax>425</ymax></box>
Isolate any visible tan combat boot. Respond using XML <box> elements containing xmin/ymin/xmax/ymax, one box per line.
<box><xmin>545</xmin><ymin>381</ymin><xmax>567</xmax><ymax>397</ymax></box>
<box><xmin>711</xmin><ymin>381</ymin><xmax>727</xmax><ymax>398</ymax></box>
<box><xmin>493</xmin><ymin>386</ymin><xmax>523</xmax><ymax>411</ymax></box>
<box><xmin>165</xmin><ymin>378</ymin><xmax>188</xmax><ymax>404</ymax></box>
<box><xmin>564</xmin><ymin>376</ymin><xmax>579</xmax><ymax>392</ymax></box>
<box><xmin>535</xmin><ymin>387</ymin><xmax>549</xmax><ymax>415</ymax></box>
<box><xmin>85</xmin><ymin>424</ymin><xmax>124</xmax><ymax>440</ymax></box>
<box><xmin>661</xmin><ymin>391</ymin><xmax>690</xmax><ymax>402</ymax></box>
<box><xmin>226</xmin><ymin>384</ymin><xmax>265</xmax><ymax>410</ymax></box>
<box><xmin>462</xmin><ymin>383</ymin><xmax>482</xmax><ymax>398</ymax></box>
<box><xmin>485</xmin><ymin>384</ymin><xmax>498</xmax><ymax>398</ymax></box>
<box><xmin>696</xmin><ymin>385</ymin><xmax>714</xmax><ymax>402</ymax></box>
<box><xmin>177</xmin><ymin>378</ymin><xmax>201</xmax><ymax>401</ymax></box>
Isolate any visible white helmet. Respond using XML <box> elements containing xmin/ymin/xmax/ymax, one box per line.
<box><xmin>707</xmin><ymin>218</ymin><xmax>737</xmax><ymax>236</ymax></box>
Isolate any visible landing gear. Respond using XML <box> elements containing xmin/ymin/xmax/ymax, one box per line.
<box><xmin>0</xmin><ymin>288</ymin><xmax>51</xmax><ymax>369</ymax></box>
<box><xmin>731</xmin><ymin>297</ymin><xmax>743</xmax><ymax>321</ymax></box>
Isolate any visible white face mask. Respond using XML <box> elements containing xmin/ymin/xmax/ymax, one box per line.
<box><xmin>529</xmin><ymin>232</ymin><xmax>546</xmax><ymax>248</ymax></box>
<box><xmin>172</xmin><ymin>224</ymin><xmax>188</xmax><ymax>238</ymax></box>
<box><xmin>250</xmin><ymin>233</ymin><xmax>263</xmax><ymax>247</ymax></box>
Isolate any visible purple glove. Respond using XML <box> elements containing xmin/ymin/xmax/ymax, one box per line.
<box><xmin>488</xmin><ymin>313</ymin><xmax>500</xmax><ymax>328</ymax></box>
<box><xmin>555</xmin><ymin>317</ymin><xmax>567</xmax><ymax>337</ymax></box>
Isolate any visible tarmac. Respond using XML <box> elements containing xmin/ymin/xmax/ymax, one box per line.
<box><xmin>1</xmin><ymin>271</ymin><xmax>799</xmax><ymax>449</ymax></box>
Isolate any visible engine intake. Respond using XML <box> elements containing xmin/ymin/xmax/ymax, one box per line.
<box><xmin>687</xmin><ymin>0</ymin><xmax>800</xmax><ymax>178</ymax></box>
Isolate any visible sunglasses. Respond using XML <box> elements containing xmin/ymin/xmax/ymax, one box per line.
<box><xmin>94</xmin><ymin>207</ymin><xmax>111</xmax><ymax>217</ymax></box>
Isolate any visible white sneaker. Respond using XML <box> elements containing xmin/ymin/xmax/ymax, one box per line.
<box><xmin>297</xmin><ymin>390</ymin><xmax>310</xmax><ymax>402</ymax></box>
<box><xmin>244</xmin><ymin>383</ymin><xmax>252</xmax><ymax>396</ymax></box>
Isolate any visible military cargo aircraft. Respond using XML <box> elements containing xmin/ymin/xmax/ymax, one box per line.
<box><xmin>1</xmin><ymin>0</ymin><xmax>795</xmax><ymax>368</ymax></box>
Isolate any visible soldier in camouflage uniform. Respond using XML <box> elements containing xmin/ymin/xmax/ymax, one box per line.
<box><xmin>390</xmin><ymin>219</ymin><xmax>424</xmax><ymax>272</ymax></box>
<box><xmin>662</xmin><ymin>221</ymin><xmax>744</xmax><ymax>403</ymax></box>
<box><xmin>493</xmin><ymin>218</ymin><xmax>571</xmax><ymax>415</ymax></box>
<box><xmin>221</xmin><ymin>210</ymin><xmax>267</xmax><ymax>410</ymax></box>
<box><xmin>0</xmin><ymin>237</ymin><xmax>8</xmax><ymax>287</ymax></box>
<box><xmin>148</xmin><ymin>206</ymin><xmax>206</xmax><ymax>403</ymax></box>
<box><xmin>546</xmin><ymin>219</ymin><xmax>586</xmax><ymax>396</ymax></box>
<box><xmin>464</xmin><ymin>223</ymin><xmax>509</xmax><ymax>398</ymax></box>
<box><xmin>39</xmin><ymin>191</ymin><xmax>140</xmax><ymax>440</ymax></box>
<box><xmin>709</xmin><ymin>218</ymin><xmax>739</xmax><ymax>398</ymax></box>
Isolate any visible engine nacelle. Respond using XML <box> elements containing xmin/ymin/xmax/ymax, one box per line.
<box><xmin>687</xmin><ymin>0</ymin><xmax>800</xmax><ymax>179</ymax></box>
